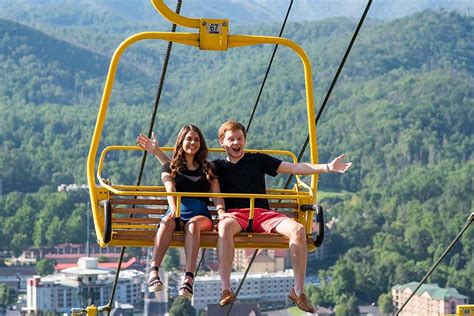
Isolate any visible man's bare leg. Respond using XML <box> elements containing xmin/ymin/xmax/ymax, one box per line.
<box><xmin>274</xmin><ymin>218</ymin><xmax>307</xmax><ymax>295</ymax></box>
<box><xmin>217</xmin><ymin>218</ymin><xmax>242</xmax><ymax>290</ymax></box>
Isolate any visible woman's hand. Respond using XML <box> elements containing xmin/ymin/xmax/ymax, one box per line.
<box><xmin>167</xmin><ymin>210</ymin><xmax>176</xmax><ymax>220</ymax></box>
<box><xmin>136</xmin><ymin>132</ymin><xmax>159</xmax><ymax>154</ymax></box>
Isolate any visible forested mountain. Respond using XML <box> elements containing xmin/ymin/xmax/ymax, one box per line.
<box><xmin>0</xmin><ymin>19</ymin><xmax>108</xmax><ymax>105</ymax></box>
<box><xmin>0</xmin><ymin>7</ymin><xmax>472</xmax><ymax>307</ymax></box>
<box><xmin>0</xmin><ymin>18</ymin><xmax>155</xmax><ymax>106</ymax></box>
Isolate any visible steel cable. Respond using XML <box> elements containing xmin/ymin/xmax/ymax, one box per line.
<box><xmin>105</xmin><ymin>1</ymin><xmax>183</xmax><ymax>314</ymax></box>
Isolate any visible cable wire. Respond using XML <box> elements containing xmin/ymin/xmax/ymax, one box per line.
<box><xmin>225</xmin><ymin>249</ymin><xmax>259</xmax><ymax>316</ymax></box>
<box><xmin>105</xmin><ymin>1</ymin><xmax>183</xmax><ymax>314</ymax></box>
<box><xmin>246</xmin><ymin>0</ymin><xmax>294</xmax><ymax>135</ymax></box>
<box><xmin>283</xmin><ymin>0</ymin><xmax>372</xmax><ymax>189</ymax></box>
<box><xmin>396</xmin><ymin>212</ymin><xmax>473</xmax><ymax>316</ymax></box>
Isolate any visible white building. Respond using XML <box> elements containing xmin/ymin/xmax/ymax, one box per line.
<box><xmin>392</xmin><ymin>282</ymin><xmax>469</xmax><ymax>316</ymax></box>
<box><xmin>24</xmin><ymin>257</ymin><xmax>144</xmax><ymax>314</ymax></box>
<box><xmin>192</xmin><ymin>269</ymin><xmax>295</xmax><ymax>311</ymax></box>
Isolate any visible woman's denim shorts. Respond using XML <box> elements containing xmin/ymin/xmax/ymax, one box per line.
<box><xmin>165</xmin><ymin>197</ymin><xmax>211</xmax><ymax>224</ymax></box>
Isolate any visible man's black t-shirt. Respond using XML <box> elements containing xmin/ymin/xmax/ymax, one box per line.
<box><xmin>213</xmin><ymin>153</ymin><xmax>282</xmax><ymax>210</ymax></box>
<box><xmin>162</xmin><ymin>162</ymin><xmax>211</xmax><ymax>203</ymax></box>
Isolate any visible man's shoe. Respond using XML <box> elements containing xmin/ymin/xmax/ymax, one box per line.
<box><xmin>288</xmin><ymin>288</ymin><xmax>315</xmax><ymax>313</ymax></box>
<box><xmin>219</xmin><ymin>289</ymin><xmax>235</xmax><ymax>307</ymax></box>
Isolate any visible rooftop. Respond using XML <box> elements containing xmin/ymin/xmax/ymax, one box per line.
<box><xmin>55</xmin><ymin>257</ymin><xmax>139</xmax><ymax>271</ymax></box>
<box><xmin>393</xmin><ymin>282</ymin><xmax>468</xmax><ymax>300</ymax></box>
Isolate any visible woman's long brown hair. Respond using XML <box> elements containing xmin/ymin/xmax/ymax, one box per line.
<box><xmin>170</xmin><ymin>124</ymin><xmax>215</xmax><ymax>182</ymax></box>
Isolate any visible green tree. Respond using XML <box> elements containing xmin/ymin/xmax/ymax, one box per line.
<box><xmin>169</xmin><ymin>297</ymin><xmax>196</xmax><ymax>316</ymax></box>
<box><xmin>332</xmin><ymin>262</ymin><xmax>356</xmax><ymax>296</ymax></box>
<box><xmin>0</xmin><ymin>283</ymin><xmax>16</xmax><ymax>306</ymax></box>
<box><xmin>335</xmin><ymin>294</ymin><xmax>350</xmax><ymax>316</ymax></box>
<box><xmin>335</xmin><ymin>293</ymin><xmax>358</xmax><ymax>316</ymax></box>
<box><xmin>378</xmin><ymin>292</ymin><xmax>394</xmax><ymax>315</ymax></box>
<box><xmin>36</xmin><ymin>259</ymin><xmax>55</xmax><ymax>276</ymax></box>
<box><xmin>306</xmin><ymin>283</ymin><xmax>319</xmax><ymax>306</ymax></box>
<box><xmin>346</xmin><ymin>294</ymin><xmax>359</xmax><ymax>315</ymax></box>
<box><xmin>10</xmin><ymin>233</ymin><xmax>28</xmax><ymax>257</ymax></box>
<box><xmin>44</xmin><ymin>216</ymin><xmax>63</xmax><ymax>247</ymax></box>
<box><xmin>163</xmin><ymin>249</ymin><xmax>180</xmax><ymax>271</ymax></box>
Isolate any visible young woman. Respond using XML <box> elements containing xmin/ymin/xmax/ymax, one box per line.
<box><xmin>137</xmin><ymin>125</ymin><xmax>225</xmax><ymax>299</ymax></box>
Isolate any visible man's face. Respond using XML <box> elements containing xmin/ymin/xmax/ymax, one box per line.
<box><xmin>220</xmin><ymin>129</ymin><xmax>246</xmax><ymax>162</ymax></box>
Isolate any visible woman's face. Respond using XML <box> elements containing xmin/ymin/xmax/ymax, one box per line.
<box><xmin>182</xmin><ymin>130</ymin><xmax>201</xmax><ymax>156</ymax></box>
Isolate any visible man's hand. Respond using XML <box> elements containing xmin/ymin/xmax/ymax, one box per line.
<box><xmin>217</xmin><ymin>210</ymin><xmax>227</xmax><ymax>220</ymax></box>
<box><xmin>328</xmin><ymin>154</ymin><xmax>352</xmax><ymax>173</ymax></box>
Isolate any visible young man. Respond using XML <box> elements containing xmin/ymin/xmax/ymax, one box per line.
<box><xmin>214</xmin><ymin>120</ymin><xmax>351</xmax><ymax>313</ymax></box>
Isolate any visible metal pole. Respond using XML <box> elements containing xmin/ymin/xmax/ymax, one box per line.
<box><xmin>86</xmin><ymin>201</ymin><xmax>90</xmax><ymax>258</ymax></box>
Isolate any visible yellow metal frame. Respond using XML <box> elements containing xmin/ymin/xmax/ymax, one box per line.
<box><xmin>87</xmin><ymin>0</ymin><xmax>319</xmax><ymax>248</ymax></box>
<box><xmin>457</xmin><ymin>305</ymin><xmax>474</xmax><ymax>315</ymax></box>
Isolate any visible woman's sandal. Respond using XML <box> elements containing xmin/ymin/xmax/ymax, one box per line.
<box><xmin>148</xmin><ymin>266</ymin><xmax>163</xmax><ymax>292</ymax></box>
<box><xmin>178</xmin><ymin>272</ymin><xmax>194</xmax><ymax>299</ymax></box>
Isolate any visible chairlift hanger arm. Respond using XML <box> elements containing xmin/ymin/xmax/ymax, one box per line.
<box><xmin>151</xmin><ymin>0</ymin><xmax>200</xmax><ymax>29</ymax></box>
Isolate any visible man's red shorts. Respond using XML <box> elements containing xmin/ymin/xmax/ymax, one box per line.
<box><xmin>221</xmin><ymin>208</ymin><xmax>288</xmax><ymax>233</ymax></box>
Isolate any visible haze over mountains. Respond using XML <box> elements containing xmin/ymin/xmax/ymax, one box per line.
<box><xmin>0</xmin><ymin>0</ymin><xmax>472</xmax><ymax>27</ymax></box>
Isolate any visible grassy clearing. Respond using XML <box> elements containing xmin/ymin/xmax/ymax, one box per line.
<box><xmin>316</xmin><ymin>190</ymin><xmax>351</xmax><ymax>201</ymax></box>
<box><xmin>287</xmin><ymin>306</ymin><xmax>306</xmax><ymax>315</ymax></box>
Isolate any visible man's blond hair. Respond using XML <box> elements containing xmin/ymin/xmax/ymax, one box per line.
<box><xmin>218</xmin><ymin>120</ymin><xmax>247</xmax><ymax>141</ymax></box>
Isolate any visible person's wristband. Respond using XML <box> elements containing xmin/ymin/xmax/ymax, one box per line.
<box><xmin>324</xmin><ymin>164</ymin><xmax>330</xmax><ymax>173</ymax></box>
<box><xmin>217</xmin><ymin>207</ymin><xmax>225</xmax><ymax>212</ymax></box>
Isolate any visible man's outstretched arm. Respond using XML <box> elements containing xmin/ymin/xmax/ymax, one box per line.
<box><xmin>277</xmin><ymin>154</ymin><xmax>352</xmax><ymax>175</ymax></box>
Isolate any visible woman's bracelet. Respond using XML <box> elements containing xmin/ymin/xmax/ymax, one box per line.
<box><xmin>217</xmin><ymin>207</ymin><xmax>225</xmax><ymax>212</ymax></box>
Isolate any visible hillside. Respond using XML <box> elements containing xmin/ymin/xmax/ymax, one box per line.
<box><xmin>0</xmin><ymin>9</ymin><xmax>472</xmax><ymax>305</ymax></box>
<box><xmin>0</xmin><ymin>18</ymin><xmax>156</xmax><ymax>106</ymax></box>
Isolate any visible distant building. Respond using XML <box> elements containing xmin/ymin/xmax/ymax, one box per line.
<box><xmin>0</xmin><ymin>266</ymin><xmax>36</xmax><ymax>292</ymax></box>
<box><xmin>309</xmin><ymin>218</ymin><xmax>335</xmax><ymax>262</ymax></box>
<box><xmin>23</xmin><ymin>257</ymin><xmax>144</xmax><ymax>314</ymax></box>
<box><xmin>191</xmin><ymin>270</ymin><xmax>295</xmax><ymax>312</ymax></box>
<box><xmin>359</xmin><ymin>304</ymin><xmax>381</xmax><ymax>316</ymax></box>
<box><xmin>206</xmin><ymin>302</ymin><xmax>261</xmax><ymax>316</ymax></box>
<box><xmin>13</xmin><ymin>243</ymin><xmax>123</xmax><ymax>265</ymax></box>
<box><xmin>179</xmin><ymin>248</ymin><xmax>286</xmax><ymax>273</ymax></box>
<box><xmin>202</xmin><ymin>248</ymin><xmax>218</xmax><ymax>270</ymax></box>
<box><xmin>392</xmin><ymin>282</ymin><xmax>469</xmax><ymax>316</ymax></box>
<box><xmin>55</xmin><ymin>257</ymin><xmax>142</xmax><ymax>272</ymax></box>
<box><xmin>248</xmin><ymin>249</ymin><xmax>285</xmax><ymax>273</ymax></box>
<box><xmin>57</xmin><ymin>183</ymin><xmax>88</xmax><ymax>192</ymax></box>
